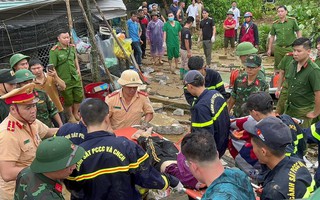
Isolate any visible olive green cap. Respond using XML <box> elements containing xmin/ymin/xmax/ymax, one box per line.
<box><xmin>227</xmin><ymin>11</ymin><xmax>234</xmax><ymax>15</ymax></box>
<box><xmin>235</xmin><ymin>42</ymin><xmax>258</xmax><ymax>56</ymax></box>
<box><xmin>31</xmin><ymin>137</ymin><xmax>85</xmax><ymax>173</ymax></box>
<box><xmin>15</xmin><ymin>69</ymin><xmax>35</xmax><ymax>83</ymax></box>
<box><xmin>244</xmin><ymin>54</ymin><xmax>262</xmax><ymax>68</ymax></box>
<box><xmin>9</xmin><ymin>53</ymin><xmax>30</xmax><ymax>69</ymax></box>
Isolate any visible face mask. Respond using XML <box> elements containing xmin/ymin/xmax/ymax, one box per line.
<box><xmin>168</xmin><ymin>17</ymin><xmax>174</xmax><ymax>21</ymax></box>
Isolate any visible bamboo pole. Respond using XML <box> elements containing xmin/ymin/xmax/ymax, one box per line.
<box><xmin>76</xmin><ymin>0</ymin><xmax>115</xmax><ymax>89</ymax></box>
<box><xmin>65</xmin><ymin>0</ymin><xmax>74</xmax><ymax>43</ymax></box>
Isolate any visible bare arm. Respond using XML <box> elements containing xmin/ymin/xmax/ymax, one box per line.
<box><xmin>213</xmin><ymin>26</ymin><xmax>216</xmax><ymax>37</ymax></box>
<box><xmin>44</xmin><ymin>128</ymin><xmax>59</xmax><ymax>139</ymax></box>
<box><xmin>53</xmin><ymin>113</ymin><xmax>63</xmax><ymax>127</ymax></box>
<box><xmin>176</xmin><ymin>9</ymin><xmax>181</xmax><ymax>22</ymax></box>
<box><xmin>267</xmin><ymin>35</ymin><xmax>275</xmax><ymax>56</ymax></box>
<box><xmin>227</xmin><ymin>97</ymin><xmax>236</xmax><ymax>114</ymax></box>
<box><xmin>48</xmin><ymin>69</ymin><xmax>66</xmax><ymax>91</ymax></box>
<box><xmin>144</xmin><ymin>113</ymin><xmax>153</xmax><ymax>122</ymax></box>
<box><xmin>275</xmin><ymin>70</ymin><xmax>285</xmax><ymax>99</ymax></box>
<box><xmin>296</xmin><ymin>30</ymin><xmax>302</xmax><ymax>38</ymax></box>
<box><xmin>161</xmin><ymin>15</ymin><xmax>166</xmax><ymax>22</ymax></box>
<box><xmin>0</xmin><ymin>161</ymin><xmax>24</xmax><ymax>182</ymax></box>
<box><xmin>307</xmin><ymin>91</ymin><xmax>320</xmax><ymax>119</ymax></box>
<box><xmin>163</xmin><ymin>31</ymin><xmax>166</xmax><ymax>44</ymax></box>
<box><xmin>75</xmin><ymin>55</ymin><xmax>81</xmax><ymax>76</ymax></box>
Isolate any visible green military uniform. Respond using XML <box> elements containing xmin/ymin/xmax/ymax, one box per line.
<box><xmin>271</xmin><ymin>17</ymin><xmax>300</xmax><ymax>68</ymax></box>
<box><xmin>35</xmin><ymin>89</ymin><xmax>58</xmax><ymax>128</ymax></box>
<box><xmin>276</xmin><ymin>52</ymin><xmax>294</xmax><ymax>114</ymax></box>
<box><xmin>49</xmin><ymin>43</ymin><xmax>83</xmax><ymax>107</ymax></box>
<box><xmin>231</xmin><ymin>73</ymin><xmax>269</xmax><ymax>117</ymax></box>
<box><xmin>14</xmin><ymin>167</ymin><xmax>64</xmax><ymax>200</ymax></box>
<box><xmin>316</xmin><ymin>57</ymin><xmax>320</xmax><ymax>67</ymax></box>
<box><xmin>0</xmin><ymin>99</ymin><xmax>10</xmax><ymax>123</ymax></box>
<box><xmin>284</xmin><ymin>59</ymin><xmax>320</xmax><ymax>128</ymax></box>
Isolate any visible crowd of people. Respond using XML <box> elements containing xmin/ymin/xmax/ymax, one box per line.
<box><xmin>0</xmin><ymin>0</ymin><xmax>320</xmax><ymax>200</ymax></box>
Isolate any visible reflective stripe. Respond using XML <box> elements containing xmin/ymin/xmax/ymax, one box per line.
<box><xmin>161</xmin><ymin>175</ymin><xmax>169</xmax><ymax>190</ymax></box>
<box><xmin>207</xmin><ymin>81</ymin><xmax>224</xmax><ymax>90</ymax></box>
<box><xmin>68</xmin><ymin>153</ymin><xmax>149</xmax><ymax>181</ymax></box>
<box><xmin>293</xmin><ymin>133</ymin><xmax>304</xmax><ymax>154</ymax></box>
<box><xmin>311</xmin><ymin>124</ymin><xmax>320</xmax><ymax>141</ymax></box>
<box><xmin>192</xmin><ymin>102</ymin><xmax>227</xmax><ymax>128</ymax></box>
<box><xmin>302</xmin><ymin>179</ymin><xmax>315</xmax><ymax>198</ymax></box>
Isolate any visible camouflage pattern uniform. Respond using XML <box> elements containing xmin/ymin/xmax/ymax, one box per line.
<box><xmin>35</xmin><ymin>89</ymin><xmax>58</xmax><ymax>128</ymax></box>
<box><xmin>14</xmin><ymin>167</ymin><xmax>64</xmax><ymax>200</ymax></box>
<box><xmin>231</xmin><ymin>73</ymin><xmax>269</xmax><ymax>117</ymax></box>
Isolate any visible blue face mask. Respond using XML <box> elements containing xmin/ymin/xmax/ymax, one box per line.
<box><xmin>168</xmin><ymin>17</ymin><xmax>174</xmax><ymax>21</ymax></box>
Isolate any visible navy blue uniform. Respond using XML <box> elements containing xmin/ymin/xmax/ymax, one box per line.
<box><xmin>65</xmin><ymin>131</ymin><xmax>176</xmax><ymax>200</ymax></box>
<box><xmin>304</xmin><ymin>121</ymin><xmax>320</xmax><ymax>187</ymax></box>
<box><xmin>261</xmin><ymin>157</ymin><xmax>314</xmax><ymax>200</ymax></box>
<box><xmin>191</xmin><ymin>89</ymin><xmax>230</xmax><ymax>157</ymax></box>
<box><xmin>56</xmin><ymin>121</ymin><xmax>87</xmax><ymax>145</ymax></box>
<box><xmin>185</xmin><ymin>68</ymin><xmax>227</xmax><ymax>105</ymax></box>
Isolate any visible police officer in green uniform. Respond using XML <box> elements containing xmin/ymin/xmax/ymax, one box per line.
<box><xmin>0</xmin><ymin>69</ymin><xmax>19</xmax><ymax>123</ymax></box>
<box><xmin>275</xmin><ymin>52</ymin><xmax>294</xmax><ymax>114</ymax></box>
<box><xmin>49</xmin><ymin>31</ymin><xmax>84</xmax><ymax>123</ymax></box>
<box><xmin>15</xmin><ymin>69</ymin><xmax>62</xmax><ymax>128</ymax></box>
<box><xmin>267</xmin><ymin>5</ymin><xmax>301</xmax><ymax>71</ymax></box>
<box><xmin>235</xmin><ymin>42</ymin><xmax>265</xmax><ymax>80</ymax></box>
<box><xmin>284</xmin><ymin>38</ymin><xmax>320</xmax><ymax>128</ymax></box>
<box><xmin>14</xmin><ymin>136</ymin><xmax>85</xmax><ymax>200</ymax></box>
<box><xmin>228</xmin><ymin>54</ymin><xmax>269</xmax><ymax>117</ymax></box>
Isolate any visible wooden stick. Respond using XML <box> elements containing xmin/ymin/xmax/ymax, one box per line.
<box><xmin>65</xmin><ymin>0</ymin><xmax>74</xmax><ymax>43</ymax></box>
<box><xmin>76</xmin><ymin>0</ymin><xmax>115</xmax><ymax>89</ymax></box>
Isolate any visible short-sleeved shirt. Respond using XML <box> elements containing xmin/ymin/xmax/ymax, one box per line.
<box><xmin>180</xmin><ymin>27</ymin><xmax>192</xmax><ymax>50</ymax></box>
<box><xmin>49</xmin><ymin>43</ymin><xmax>80</xmax><ymax>86</ymax></box>
<box><xmin>105</xmin><ymin>89</ymin><xmax>154</xmax><ymax>130</ymax></box>
<box><xmin>0</xmin><ymin>114</ymin><xmax>49</xmax><ymax>199</ymax></box>
<box><xmin>127</xmin><ymin>19</ymin><xmax>140</xmax><ymax>42</ymax></box>
<box><xmin>277</xmin><ymin>52</ymin><xmax>294</xmax><ymax>88</ymax></box>
<box><xmin>202</xmin><ymin>168</ymin><xmax>255</xmax><ymax>200</ymax></box>
<box><xmin>35</xmin><ymin>89</ymin><xmax>58</xmax><ymax>128</ymax></box>
<box><xmin>170</xmin><ymin>4</ymin><xmax>179</xmax><ymax>20</ymax></box>
<box><xmin>33</xmin><ymin>73</ymin><xmax>64</xmax><ymax>112</ymax></box>
<box><xmin>186</xmin><ymin>4</ymin><xmax>198</xmax><ymax>19</ymax></box>
<box><xmin>224</xmin><ymin>19</ymin><xmax>236</xmax><ymax>38</ymax></box>
<box><xmin>261</xmin><ymin>157</ymin><xmax>314</xmax><ymax>199</ymax></box>
<box><xmin>0</xmin><ymin>99</ymin><xmax>9</xmax><ymax>123</ymax></box>
<box><xmin>285</xmin><ymin>59</ymin><xmax>320</xmax><ymax>116</ymax></box>
<box><xmin>228</xmin><ymin>7</ymin><xmax>240</xmax><ymax>29</ymax></box>
<box><xmin>163</xmin><ymin>21</ymin><xmax>182</xmax><ymax>48</ymax></box>
<box><xmin>14</xmin><ymin>167</ymin><xmax>64</xmax><ymax>200</ymax></box>
<box><xmin>270</xmin><ymin>17</ymin><xmax>300</xmax><ymax>47</ymax></box>
<box><xmin>231</xmin><ymin>73</ymin><xmax>269</xmax><ymax>117</ymax></box>
<box><xmin>200</xmin><ymin>17</ymin><xmax>215</xmax><ymax>40</ymax></box>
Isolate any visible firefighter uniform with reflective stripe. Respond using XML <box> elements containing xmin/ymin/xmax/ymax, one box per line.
<box><xmin>65</xmin><ymin>131</ymin><xmax>174</xmax><ymax>200</ymax></box>
<box><xmin>55</xmin><ymin>121</ymin><xmax>87</xmax><ymax>145</ymax></box>
<box><xmin>185</xmin><ymin>68</ymin><xmax>227</xmax><ymax>105</ymax></box>
<box><xmin>304</xmin><ymin>121</ymin><xmax>320</xmax><ymax>187</ymax></box>
<box><xmin>191</xmin><ymin>89</ymin><xmax>230</xmax><ymax>157</ymax></box>
<box><xmin>261</xmin><ymin>157</ymin><xmax>315</xmax><ymax>200</ymax></box>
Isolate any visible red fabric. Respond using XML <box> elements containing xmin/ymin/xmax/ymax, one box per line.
<box><xmin>240</xmin><ymin>25</ymin><xmax>255</xmax><ymax>44</ymax></box>
<box><xmin>224</xmin><ymin>19</ymin><xmax>236</xmax><ymax>37</ymax></box>
<box><xmin>139</xmin><ymin>18</ymin><xmax>149</xmax><ymax>25</ymax></box>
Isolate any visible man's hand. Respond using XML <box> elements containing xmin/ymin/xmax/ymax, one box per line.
<box><xmin>275</xmin><ymin>89</ymin><xmax>281</xmax><ymax>99</ymax></box>
<box><xmin>307</xmin><ymin>111</ymin><xmax>318</xmax><ymax>119</ymax></box>
<box><xmin>267</xmin><ymin>49</ymin><xmax>271</xmax><ymax>57</ymax></box>
<box><xmin>211</xmin><ymin>36</ymin><xmax>215</xmax><ymax>43</ymax></box>
<box><xmin>162</xmin><ymin>42</ymin><xmax>166</xmax><ymax>48</ymax></box>
<box><xmin>47</xmin><ymin>68</ymin><xmax>57</xmax><ymax>78</ymax></box>
<box><xmin>187</xmin><ymin>51</ymin><xmax>192</xmax><ymax>58</ymax></box>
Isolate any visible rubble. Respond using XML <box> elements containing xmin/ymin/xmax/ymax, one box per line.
<box><xmin>152</xmin><ymin>103</ymin><xmax>164</xmax><ymax>113</ymax></box>
<box><xmin>148</xmin><ymin>113</ymin><xmax>185</xmax><ymax>135</ymax></box>
<box><xmin>173</xmin><ymin>108</ymin><xmax>184</xmax><ymax>116</ymax></box>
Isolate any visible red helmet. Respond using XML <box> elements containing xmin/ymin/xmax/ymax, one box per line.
<box><xmin>244</xmin><ymin>12</ymin><xmax>253</xmax><ymax>17</ymax></box>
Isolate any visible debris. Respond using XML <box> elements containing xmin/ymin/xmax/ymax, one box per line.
<box><xmin>152</xmin><ymin>103</ymin><xmax>164</xmax><ymax>113</ymax></box>
<box><xmin>148</xmin><ymin>113</ymin><xmax>185</xmax><ymax>135</ymax></box>
<box><xmin>173</xmin><ymin>108</ymin><xmax>184</xmax><ymax>116</ymax></box>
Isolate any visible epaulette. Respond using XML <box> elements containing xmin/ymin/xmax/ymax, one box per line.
<box><xmin>7</xmin><ymin>120</ymin><xmax>22</xmax><ymax>132</ymax></box>
<box><xmin>273</xmin><ymin>19</ymin><xmax>279</xmax><ymax>24</ymax></box>
<box><xmin>138</xmin><ymin>91</ymin><xmax>148</xmax><ymax>96</ymax></box>
<box><xmin>287</xmin><ymin>16</ymin><xmax>296</xmax><ymax>20</ymax></box>
<box><xmin>51</xmin><ymin>45</ymin><xmax>58</xmax><ymax>51</ymax></box>
<box><xmin>108</xmin><ymin>91</ymin><xmax>119</xmax><ymax>98</ymax></box>
<box><xmin>286</xmin><ymin>52</ymin><xmax>294</xmax><ymax>56</ymax></box>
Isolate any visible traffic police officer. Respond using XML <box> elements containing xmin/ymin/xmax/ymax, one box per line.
<box><xmin>0</xmin><ymin>83</ymin><xmax>57</xmax><ymax>199</ymax></box>
<box><xmin>105</xmin><ymin>70</ymin><xmax>154</xmax><ymax>130</ymax></box>
<box><xmin>0</xmin><ymin>69</ymin><xmax>19</xmax><ymax>123</ymax></box>
<box><xmin>184</xmin><ymin>70</ymin><xmax>230</xmax><ymax>157</ymax></box>
<box><xmin>9</xmin><ymin>53</ymin><xmax>30</xmax><ymax>72</ymax></box>
<box><xmin>14</xmin><ymin>137</ymin><xmax>85</xmax><ymax>199</ymax></box>
<box><xmin>267</xmin><ymin>5</ymin><xmax>301</xmax><ymax>71</ymax></box>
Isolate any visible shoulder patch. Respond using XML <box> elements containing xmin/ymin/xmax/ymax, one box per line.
<box><xmin>108</xmin><ymin>91</ymin><xmax>119</xmax><ymax>98</ymax></box>
<box><xmin>51</xmin><ymin>45</ymin><xmax>58</xmax><ymax>51</ymax></box>
<box><xmin>286</xmin><ymin>52</ymin><xmax>294</xmax><ymax>56</ymax></box>
<box><xmin>7</xmin><ymin>120</ymin><xmax>15</xmax><ymax>132</ymax></box>
<box><xmin>287</xmin><ymin>16</ymin><xmax>296</xmax><ymax>20</ymax></box>
<box><xmin>273</xmin><ymin>19</ymin><xmax>279</xmax><ymax>24</ymax></box>
<box><xmin>138</xmin><ymin>91</ymin><xmax>148</xmax><ymax>96</ymax></box>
